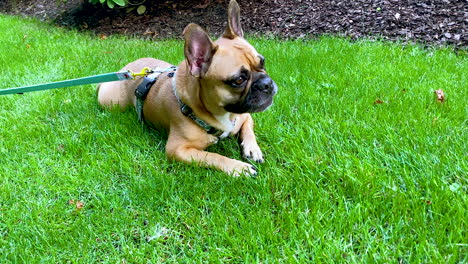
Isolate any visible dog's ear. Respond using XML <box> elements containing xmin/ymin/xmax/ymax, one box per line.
<box><xmin>184</xmin><ymin>23</ymin><xmax>217</xmax><ymax>78</ymax></box>
<box><xmin>223</xmin><ymin>0</ymin><xmax>244</xmax><ymax>39</ymax></box>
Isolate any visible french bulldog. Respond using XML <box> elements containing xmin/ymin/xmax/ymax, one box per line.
<box><xmin>97</xmin><ymin>0</ymin><xmax>277</xmax><ymax>176</ymax></box>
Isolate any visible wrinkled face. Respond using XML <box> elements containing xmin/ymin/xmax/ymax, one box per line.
<box><xmin>200</xmin><ymin>38</ymin><xmax>278</xmax><ymax>114</ymax></box>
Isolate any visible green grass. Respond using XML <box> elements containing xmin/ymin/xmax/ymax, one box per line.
<box><xmin>0</xmin><ymin>15</ymin><xmax>466</xmax><ymax>263</ymax></box>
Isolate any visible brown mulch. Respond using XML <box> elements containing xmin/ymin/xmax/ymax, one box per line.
<box><xmin>1</xmin><ymin>0</ymin><xmax>467</xmax><ymax>47</ymax></box>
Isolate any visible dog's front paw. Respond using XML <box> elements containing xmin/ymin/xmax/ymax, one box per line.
<box><xmin>241</xmin><ymin>141</ymin><xmax>264</xmax><ymax>163</ymax></box>
<box><xmin>229</xmin><ymin>160</ymin><xmax>257</xmax><ymax>177</ymax></box>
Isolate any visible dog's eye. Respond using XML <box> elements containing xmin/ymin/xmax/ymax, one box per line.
<box><xmin>225</xmin><ymin>68</ymin><xmax>249</xmax><ymax>88</ymax></box>
<box><xmin>233</xmin><ymin>76</ymin><xmax>247</xmax><ymax>86</ymax></box>
<box><xmin>259</xmin><ymin>55</ymin><xmax>265</xmax><ymax>69</ymax></box>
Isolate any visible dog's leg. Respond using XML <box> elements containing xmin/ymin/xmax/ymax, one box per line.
<box><xmin>236</xmin><ymin>114</ymin><xmax>264</xmax><ymax>163</ymax></box>
<box><xmin>166</xmin><ymin>135</ymin><xmax>257</xmax><ymax>176</ymax></box>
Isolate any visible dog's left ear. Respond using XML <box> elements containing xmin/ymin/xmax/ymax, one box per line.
<box><xmin>223</xmin><ymin>0</ymin><xmax>244</xmax><ymax>39</ymax></box>
<box><xmin>184</xmin><ymin>23</ymin><xmax>218</xmax><ymax>78</ymax></box>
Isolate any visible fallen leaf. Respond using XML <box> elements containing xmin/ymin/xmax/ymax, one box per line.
<box><xmin>75</xmin><ymin>201</ymin><xmax>85</xmax><ymax>210</ymax></box>
<box><xmin>137</xmin><ymin>5</ymin><xmax>146</xmax><ymax>15</ymax></box>
<box><xmin>69</xmin><ymin>199</ymin><xmax>84</xmax><ymax>210</ymax></box>
<box><xmin>99</xmin><ymin>34</ymin><xmax>107</xmax><ymax>40</ymax></box>
<box><xmin>26</xmin><ymin>44</ymin><xmax>31</xmax><ymax>49</ymax></box>
<box><xmin>423</xmin><ymin>200</ymin><xmax>432</xmax><ymax>205</ymax></box>
<box><xmin>194</xmin><ymin>1</ymin><xmax>209</xmax><ymax>8</ymax></box>
<box><xmin>57</xmin><ymin>144</ymin><xmax>65</xmax><ymax>153</ymax></box>
<box><xmin>374</xmin><ymin>99</ymin><xmax>384</xmax><ymax>104</ymax></box>
<box><xmin>143</xmin><ymin>30</ymin><xmax>156</xmax><ymax>36</ymax></box>
<box><xmin>434</xmin><ymin>89</ymin><xmax>445</xmax><ymax>102</ymax></box>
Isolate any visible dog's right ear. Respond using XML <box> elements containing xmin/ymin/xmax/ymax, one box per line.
<box><xmin>223</xmin><ymin>0</ymin><xmax>244</xmax><ymax>39</ymax></box>
<box><xmin>183</xmin><ymin>23</ymin><xmax>217</xmax><ymax>78</ymax></box>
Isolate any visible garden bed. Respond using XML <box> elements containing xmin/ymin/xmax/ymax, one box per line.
<box><xmin>1</xmin><ymin>0</ymin><xmax>466</xmax><ymax>47</ymax></box>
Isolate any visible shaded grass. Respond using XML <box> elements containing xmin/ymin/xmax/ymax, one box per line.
<box><xmin>0</xmin><ymin>15</ymin><xmax>467</xmax><ymax>263</ymax></box>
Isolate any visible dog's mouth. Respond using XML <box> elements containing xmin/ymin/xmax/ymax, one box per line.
<box><xmin>249</xmin><ymin>96</ymin><xmax>274</xmax><ymax>113</ymax></box>
<box><xmin>224</xmin><ymin>80</ymin><xmax>277</xmax><ymax>114</ymax></box>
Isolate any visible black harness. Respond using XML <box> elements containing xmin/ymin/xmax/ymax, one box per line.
<box><xmin>134</xmin><ymin>66</ymin><xmax>177</xmax><ymax>123</ymax></box>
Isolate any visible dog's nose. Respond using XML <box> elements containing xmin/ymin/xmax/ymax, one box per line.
<box><xmin>253</xmin><ymin>76</ymin><xmax>275</xmax><ymax>94</ymax></box>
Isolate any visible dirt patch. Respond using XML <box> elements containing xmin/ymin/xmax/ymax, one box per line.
<box><xmin>1</xmin><ymin>0</ymin><xmax>467</xmax><ymax>47</ymax></box>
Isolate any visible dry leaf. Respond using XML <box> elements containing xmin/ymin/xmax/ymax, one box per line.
<box><xmin>26</xmin><ymin>44</ymin><xmax>31</xmax><ymax>49</ymax></box>
<box><xmin>434</xmin><ymin>89</ymin><xmax>445</xmax><ymax>102</ymax></box>
<box><xmin>195</xmin><ymin>2</ymin><xmax>209</xmax><ymax>8</ymax></box>
<box><xmin>69</xmin><ymin>199</ymin><xmax>84</xmax><ymax>210</ymax></box>
<box><xmin>99</xmin><ymin>34</ymin><xmax>107</xmax><ymax>40</ymax></box>
<box><xmin>75</xmin><ymin>201</ymin><xmax>85</xmax><ymax>210</ymax></box>
<box><xmin>374</xmin><ymin>99</ymin><xmax>384</xmax><ymax>104</ymax></box>
<box><xmin>143</xmin><ymin>30</ymin><xmax>156</xmax><ymax>36</ymax></box>
<box><xmin>57</xmin><ymin>144</ymin><xmax>65</xmax><ymax>153</ymax></box>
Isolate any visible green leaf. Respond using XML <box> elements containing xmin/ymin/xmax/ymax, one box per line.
<box><xmin>137</xmin><ymin>5</ymin><xmax>146</xmax><ymax>15</ymax></box>
<box><xmin>112</xmin><ymin>0</ymin><xmax>126</xmax><ymax>7</ymax></box>
<box><xmin>99</xmin><ymin>0</ymin><xmax>105</xmax><ymax>3</ymax></box>
<box><xmin>107</xmin><ymin>0</ymin><xmax>115</xmax><ymax>8</ymax></box>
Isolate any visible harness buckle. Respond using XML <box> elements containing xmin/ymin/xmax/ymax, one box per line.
<box><xmin>135</xmin><ymin>77</ymin><xmax>157</xmax><ymax>100</ymax></box>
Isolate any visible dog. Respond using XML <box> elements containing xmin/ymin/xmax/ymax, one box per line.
<box><xmin>97</xmin><ymin>0</ymin><xmax>277</xmax><ymax>176</ymax></box>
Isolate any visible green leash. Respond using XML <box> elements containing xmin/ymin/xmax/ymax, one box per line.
<box><xmin>0</xmin><ymin>67</ymin><xmax>152</xmax><ymax>95</ymax></box>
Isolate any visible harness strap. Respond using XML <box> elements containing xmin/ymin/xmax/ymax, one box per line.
<box><xmin>135</xmin><ymin>77</ymin><xmax>157</xmax><ymax>122</ymax></box>
<box><xmin>171</xmin><ymin>72</ymin><xmax>227</xmax><ymax>138</ymax></box>
<box><xmin>135</xmin><ymin>66</ymin><xmax>177</xmax><ymax>123</ymax></box>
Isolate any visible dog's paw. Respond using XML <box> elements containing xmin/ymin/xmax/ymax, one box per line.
<box><xmin>229</xmin><ymin>161</ymin><xmax>257</xmax><ymax>177</ymax></box>
<box><xmin>241</xmin><ymin>141</ymin><xmax>264</xmax><ymax>163</ymax></box>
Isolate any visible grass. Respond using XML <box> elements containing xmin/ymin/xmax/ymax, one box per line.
<box><xmin>0</xmin><ymin>15</ymin><xmax>466</xmax><ymax>263</ymax></box>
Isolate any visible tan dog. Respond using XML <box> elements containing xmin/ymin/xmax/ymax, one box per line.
<box><xmin>97</xmin><ymin>0</ymin><xmax>277</xmax><ymax>176</ymax></box>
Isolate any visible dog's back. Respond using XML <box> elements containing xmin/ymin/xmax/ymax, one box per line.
<box><xmin>97</xmin><ymin>58</ymin><xmax>172</xmax><ymax>110</ymax></box>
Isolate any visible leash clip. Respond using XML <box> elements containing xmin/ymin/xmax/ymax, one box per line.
<box><xmin>130</xmin><ymin>67</ymin><xmax>152</xmax><ymax>79</ymax></box>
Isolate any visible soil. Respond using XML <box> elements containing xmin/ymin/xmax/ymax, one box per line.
<box><xmin>1</xmin><ymin>0</ymin><xmax>467</xmax><ymax>47</ymax></box>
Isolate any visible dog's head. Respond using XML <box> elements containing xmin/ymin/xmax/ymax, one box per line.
<box><xmin>183</xmin><ymin>0</ymin><xmax>277</xmax><ymax>114</ymax></box>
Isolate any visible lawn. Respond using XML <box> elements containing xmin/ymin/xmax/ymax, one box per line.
<box><xmin>0</xmin><ymin>15</ymin><xmax>466</xmax><ymax>263</ymax></box>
